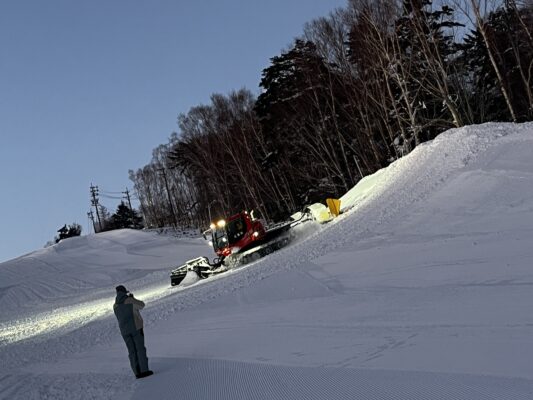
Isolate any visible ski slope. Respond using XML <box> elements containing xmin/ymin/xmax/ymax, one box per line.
<box><xmin>1</xmin><ymin>122</ymin><xmax>533</xmax><ymax>399</ymax></box>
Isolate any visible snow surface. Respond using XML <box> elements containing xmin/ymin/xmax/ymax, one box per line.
<box><xmin>1</xmin><ymin>122</ymin><xmax>533</xmax><ymax>399</ymax></box>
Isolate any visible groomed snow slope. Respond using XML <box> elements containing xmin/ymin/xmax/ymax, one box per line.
<box><xmin>1</xmin><ymin>122</ymin><xmax>533</xmax><ymax>399</ymax></box>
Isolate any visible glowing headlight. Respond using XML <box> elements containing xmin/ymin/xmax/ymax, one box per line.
<box><xmin>253</xmin><ymin>231</ymin><xmax>259</xmax><ymax>238</ymax></box>
<box><xmin>210</xmin><ymin>223</ymin><xmax>216</xmax><ymax>230</ymax></box>
<box><xmin>217</xmin><ymin>219</ymin><xmax>226</xmax><ymax>228</ymax></box>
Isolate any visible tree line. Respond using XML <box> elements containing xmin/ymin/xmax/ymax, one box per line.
<box><xmin>130</xmin><ymin>0</ymin><xmax>532</xmax><ymax>229</ymax></box>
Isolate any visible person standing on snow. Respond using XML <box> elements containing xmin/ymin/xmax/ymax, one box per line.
<box><xmin>113</xmin><ymin>285</ymin><xmax>153</xmax><ymax>379</ymax></box>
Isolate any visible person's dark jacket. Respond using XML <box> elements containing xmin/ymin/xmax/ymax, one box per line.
<box><xmin>113</xmin><ymin>291</ymin><xmax>145</xmax><ymax>336</ymax></box>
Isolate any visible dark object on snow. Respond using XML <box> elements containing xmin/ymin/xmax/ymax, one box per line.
<box><xmin>54</xmin><ymin>223</ymin><xmax>82</xmax><ymax>243</ymax></box>
<box><xmin>136</xmin><ymin>370</ymin><xmax>154</xmax><ymax>379</ymax></box>
<box><xmin>113</xmin><ymin>288</ymin><xmax>152</xmax><ymax>377</ymax></box>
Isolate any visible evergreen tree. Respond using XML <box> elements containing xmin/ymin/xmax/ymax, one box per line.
<box><xmin>255</xmin><ymin>39</ymin><xmax>355</xmax><ymax>207</ymax></box>
<box><xmin>54</xmin><ymin>223</ymin><xmax>82</xmax><ymax>243</ymax></box>
<box><xmin>108</xmin><ymin>201</ymin><xmax>144</xmax><ymax>230</ymax></box>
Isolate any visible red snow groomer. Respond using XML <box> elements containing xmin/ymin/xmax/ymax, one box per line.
<box><xmin>170</xmin><ymin>200</ymin><xmax>341</xmax><ymax>286</ymax></box>
<box><xmin>170</xmin><ymin>210</ymin><xmax>296</xmax><ymax>286</ymax></box>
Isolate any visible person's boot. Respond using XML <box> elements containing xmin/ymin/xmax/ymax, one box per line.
<box><xmin>136</xmin><ymin>370</ymin><xmax>154</xmax><ymax>379</ymax></box>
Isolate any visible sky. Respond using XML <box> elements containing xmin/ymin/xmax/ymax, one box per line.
<box><xmin>0</xmin><ymin>0</ymin><xmax>347</xmax><ymax>263</ymax></box>
<box><xmin>1</xmin><ymin>122</ymin><xmax>532</xmax><ymax>398</ymax></box>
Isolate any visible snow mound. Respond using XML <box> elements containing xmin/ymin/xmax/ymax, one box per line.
<box><xmin>0</xmin><ymin>229</ymin><xmax>208</xmax><ymax>318</ymax></box>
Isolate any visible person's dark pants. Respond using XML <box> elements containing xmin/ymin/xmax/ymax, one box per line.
<box><xmin>122</xmin><ymin>328</ymin><xmax>149</xmax><ymax>375</ymax></box>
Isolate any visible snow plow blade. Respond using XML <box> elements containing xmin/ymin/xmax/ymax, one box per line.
<box><xmin>180</xmin><ymin>268</ymin><xmax>201</xmax><ymax>286</ymax></box>
<box><xmin>170</xmin><ymin>256</ymin><xmax>213</xmax><ymax>286</ymax></box>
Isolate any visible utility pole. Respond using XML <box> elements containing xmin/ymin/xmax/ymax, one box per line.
<box><xmin>158</xmin><ymin>168</ymin><xmax>178</xmax><ymax>227</ymax></box>
<box><xmin>123</xmin><ymin>187</ymin><xmax>133</xmax><ymax>211</ymax></box>
<box><xmin>123</xmin><ymin>187</ymin><xmax>134</xmax><ymax>227</ymax></box>
<box><xmin>87</xmin><ymin>210</ymin><xmax>96</xmax><ymax>233</ymax></box>
<box><xmin>90</xmin><ymin>184</ymin><xmax>103</xmax><ymax>232</ymax></box>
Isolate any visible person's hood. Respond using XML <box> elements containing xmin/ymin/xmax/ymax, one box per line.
<box><xmin>115</xmin><ymin>291</ymin><xmax>129</xmax><ymax>304</ymax></box>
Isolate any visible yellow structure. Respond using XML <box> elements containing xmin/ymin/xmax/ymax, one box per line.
<box><xmin>326</xmin><ymin>198</ymin><xmax>341</xmax><ymax>217</ymax></box>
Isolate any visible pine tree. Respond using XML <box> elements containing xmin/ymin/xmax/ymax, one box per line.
<box><xmin>255</xmin><ymin>40</ymin><xmax>354</xmax><ymax>207</ymax></box>
<box><xmin>108</xmin><ymin>202</ymin><xmax>144</xmax><ymax>230</ymax></box>
<box><xmin>54</xmin><ymin>223</ymin><xmax>82</xmax><ymax>243</ymax></box>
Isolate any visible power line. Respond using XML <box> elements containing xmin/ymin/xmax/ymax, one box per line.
<box><xmin>100</xmin><ymin>194</ymin><xmax>125</xmax><ymax>200</ymax></box>
<box><xmin>100</xmin><ymin>190</ymin><xmax>125</xmax><ymax>195</ymax></box>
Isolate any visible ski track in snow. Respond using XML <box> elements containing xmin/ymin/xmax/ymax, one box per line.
<box><xmin>0</xmin><ymin>373</ymin><xmax>133</xmax><ymax>400</ymax></box>
<box><xmin>130</xmin><ymin>358</ymin><xmax>533</xmax><ymax>400</ymax></box>
<box><xmin>2</xmin><ymin>359</ymin><xmax>532</xmax><ymax>400</ymax></box>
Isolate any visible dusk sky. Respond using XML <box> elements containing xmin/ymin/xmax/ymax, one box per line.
<box><xmin>0</xmin><ymin>1</ymin><xmax>347</xmax><ymax>262</ymax></box>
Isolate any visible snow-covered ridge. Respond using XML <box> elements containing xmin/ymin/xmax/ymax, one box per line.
<box><xmin>0</xmin><ymin>229</ymin><xmax>206</xmax><ymax>319</ymax></box>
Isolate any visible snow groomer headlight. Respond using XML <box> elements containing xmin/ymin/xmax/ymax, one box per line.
<box><xmin>217</xmin><ymin>219</ymin><xmax>226</xmax><ymax>228</ymax></box>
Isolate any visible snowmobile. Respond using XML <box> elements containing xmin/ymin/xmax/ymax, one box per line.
<box><xmin>170</xmin><ymin>199</ymin><xmax>341</xmax><ymax>287</ymax></box>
